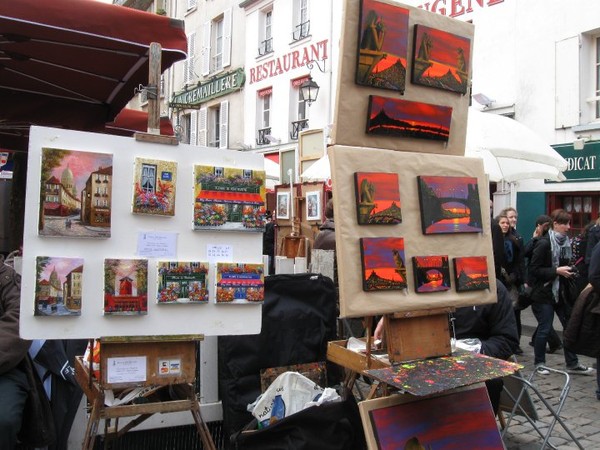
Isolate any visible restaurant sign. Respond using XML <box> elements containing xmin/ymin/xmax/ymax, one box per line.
<box><xmin>547</xmin><ymin>141</ymin><xmax>600</xmax><ymax>183</ymax></box>
<box><xmin>170</xmin><ymin>68</ymin><xmax>246</xmax><ymax>108</ymax></box>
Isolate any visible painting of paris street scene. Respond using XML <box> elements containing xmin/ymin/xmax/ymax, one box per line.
<box><xmin>194</xmin><ymin>165</ymin><xmax>267</xmax><ymax>232</ymax></box>
<box><xmin>354</xmin><ymin>172</ymin><xmax>402</xmax><ymax>225</ymax></box>
<box><xmin>356</xmin><ymin>0</ymin><xmax>409</xmax><ymax>92</ymax></box>
<box><xmin>132</xmin><ymin>157</ymin><xmax>177</xmax><ymax>216</ymax></box>
<box><xmin>453</xmin><ymin>256</ymin><xmax>490</xmax><ymax>292</ymax></box>
<box><xmin>412</xmin><ymin>24</ymin><xmax>471</xmax><ymax>95</ymax></box>
<box><xmin>360</xmin><ymin>237</ymin><xmax>407</xmax><ymax>292</ymax></box>
<box><xmin>417</xmin><ymin>175</ymin><xmax>483</xmax><ymax>235</ymax></box>
<box><xmin>34</xmin><ymin>256</ymin><xmax>83</xmax><ymax>316</ymax></box>
<box><xmin>104</xmin><ymin>259</ymin><xmax>148</xmax><ymax>315</ymax></box>
<box><xmin>215</xmin><ymin>263</ymin><xmax>264</xmax><ymax>304</ymax></box>
<box><xmin>39</xmin><ymin>148</ymin><xmax>112</xmax><ymax>238</ymax></box>
<box><xmin>157</xmin><ymin>261</ymin><xmax>209</xmax><ymax>304</ymax></box>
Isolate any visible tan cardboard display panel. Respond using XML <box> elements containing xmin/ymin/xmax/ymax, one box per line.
<box><xmin>331</xmin><ymin>0</ymin><xmax>475</xmax><ymax>156</ymax></box>
<box><xmin>329</xmin><ymin>145</ymin><xmax>497</xmax><ymax>318</ymax></box>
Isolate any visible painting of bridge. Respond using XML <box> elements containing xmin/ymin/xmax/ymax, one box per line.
<box><xmin>417</xmin><ymin>175</ymin><xmax>483</xmax><ymax>234</ymax></box>
<box><xmin>354</xmin><ymin>172</ymin><xmax>402</xmax><ymax>225</ymax></box>
<box><xmin>360</xmin><ymin>237</ymin><xmax>407</xmax><ymax>291</ymax></box>
<box><xmin>453</xmin><ymin>256</ymin><xmax>489</xmax><ymax>292</ymax></box>
<box><xmin>412</xmin><ymin>255</ymin><xmax>451</xmax><ymax>293</ymax></box>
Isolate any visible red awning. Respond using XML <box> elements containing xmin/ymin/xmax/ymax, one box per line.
<box><xmin>196</xmin><ymin>191</ymin><xmax>264</xmax><ymax>205</ymax></box>
<box><xmin>0</xmin><ymin>0</ymin><xmax>187</xmax><ymax>151</ymax></box>
<box><xmin>105</xmin><ymin>109</ymin><xmax>174</xmax><ymax>136</ymax></box>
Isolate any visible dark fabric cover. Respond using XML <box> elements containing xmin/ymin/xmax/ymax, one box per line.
<box><xmin>564</xmin><ymin>285</ymin><xmax>600</xmax><ymax>358</ymax></box>
<box><xmin>230</xmin><ymin>388</ymin><xmax>365</xmax><ymax>450</ymax></box>
<box><xmin>218</xmin><ymin>273</ymin><xmax>338</xmax><ymax>447</ymax></box>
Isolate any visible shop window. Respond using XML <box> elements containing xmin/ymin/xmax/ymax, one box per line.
<box><xmin>550</xmin><ymin>193</ymin><xmax>597</xmax><ymax>236</ymax></box>
<box><xmin>201</xmin><ymin>8</ymin><xmax>232</xmax><ymax>76</ymax></box>
<box><xmin>292</xmin><ymin>0</ymin><xmax>310</xmax><ymax>41</ymax></box>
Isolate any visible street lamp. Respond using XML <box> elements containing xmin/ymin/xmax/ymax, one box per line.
<box><xmin>299</xmin><ymin>76</ymin><xmax>320</xmax><ymax>105</ymax></box>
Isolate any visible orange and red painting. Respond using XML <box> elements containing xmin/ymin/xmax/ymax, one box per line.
<box><xmin>354</xmin><ymin>172</ymin><xmax>402</xmax><ymax>225</ymax></box>
<box><xmin>366</xmin><ymin>95</ymin><xmax>452</xmax><ymax>141</ymax></box>
<box><xmin>453</xmin><ymin>256</ymin><xmax>489</xmax><ymax>292</ymax></box>
<box><xmin>356</xmin><ymin>0</ymin><xmax>409</xmax><ymax>92</ymax></box>
<box><xmin>412</xmin><ymin>255</ymin><xmax>451</xmax><ymax>293</ymax></box>
<box><xmin>360</xmin><ymin>237</ymin><xmax>407</xmax><ymax>291</ymax></box>
<box><xmin>412</xmin><ymin>24</ymin><xmax>471</xmax><ymax>94</ymax></box>
<box><xmin>417</xmin><ymin>175</ymin><xmax>483</xmax><ymax>234</ymax></box>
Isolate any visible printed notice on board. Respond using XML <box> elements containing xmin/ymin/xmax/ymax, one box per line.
<box><xmin>137</xmin><ymin>231</ymin><xmax>177</xmax><ymax>258</ymax></box>
<box><xmin>207</xmin><ymin>244</ymin><xmax>233</xmax><ymax>263</ymax></box>
<box><xmin>107</xmin><ymin>356</ymin><xmax>147</xmax><ymax>384</ymax></box>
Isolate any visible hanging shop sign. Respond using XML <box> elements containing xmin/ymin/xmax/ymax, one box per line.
<box><xmin>170</xmin><ymin>68</ymin><xmax>246</xmax><ymax>109</ymax></box>
<box><xmin>547</xmin><ymin>141</ymin><xmax>600</xmax><ymax>183</ymax></box>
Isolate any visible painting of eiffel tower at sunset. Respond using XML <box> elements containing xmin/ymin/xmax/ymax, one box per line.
<box><xmin>366</xmin><ymin>95</ymin><xmax>452</xmax><ymax>141</ymax></box>
<box><xmin>360</xmin><ymin>237</ymin><xmax>407</xmax><ymax>291</ymax></box>
<box><xmin>354</xmin><ymin>172</ymin><xmax>402</xmax><ymax>225</ymax></box>
<box><xmin>453</xmin><ymin>256</ymin><xmax>489</xmax><ymax>292</ymax></box>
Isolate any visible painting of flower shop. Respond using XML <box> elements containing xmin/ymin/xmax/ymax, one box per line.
<box><xmin>216</xmin><ymin>263</ymin><xmax>264</xmax><ymax>304</ymax></box>
<box><xmin>157</xmin><ymin>261</ymin><xmax>209</xmax><ymax>304</ymax></box>
<box><xmin>193</xmin><ymin>165</ymin><xmax>266</xmax><ymax>232</ymax></box>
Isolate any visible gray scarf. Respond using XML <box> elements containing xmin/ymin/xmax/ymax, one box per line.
<box><xmin>549</xmin><ymin>230</ymin><xmax>571</xmax><ymax>301</ymax></box>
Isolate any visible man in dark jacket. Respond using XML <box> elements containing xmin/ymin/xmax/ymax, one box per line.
<box><xmin>313</xmin><ymin>199</ymin><xmax>335</xmax><ymax>251</ymax></box>
<box><xmin>0</xmin><ymin>255</ymin><xmax>31</xmax><ymax>448</ymax></box>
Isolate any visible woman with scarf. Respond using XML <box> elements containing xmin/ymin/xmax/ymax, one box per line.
<box><xmin>529</xmin><ymin>209</ymin><xmax>594</xmax><ymax>376</ymax></box>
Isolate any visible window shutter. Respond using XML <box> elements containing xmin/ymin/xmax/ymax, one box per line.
<box><xmin>219</xmin><ymin>101</ymin><xmax>229</xmax><ymax>149</ymax></box>
<box><xmin>190</xmin><ymin>110</ymin><xmax>198</xmax><ymax>146</ymax></box>
<box><xmin>201</xmin><ymin>21</ymin><xmax>211</xmax><ymax>76</ymax></box>
<box><xmin>198</xmin><ymin>108</ymin><xmax>207</xmax><ymax>146</ymax></box>
<box><xmin>555</xmin><ymin>36</ymin><xmax>580</xmax><ymax>128</ymax></box>
<box><xmin>184</xmin><ymin>32</ymin><xmax>196</xmax><ymax>84</ymax></box>
<box><xmin>222</xmin><ymin>8</ymin><xmax>232</xmax><ymax>68</ymax></box>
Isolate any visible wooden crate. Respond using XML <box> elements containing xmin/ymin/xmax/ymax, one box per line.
<box><xmin>327</xmin><ymin>339</ymin><xmax>389</xmax><ymax>374</ymax></box>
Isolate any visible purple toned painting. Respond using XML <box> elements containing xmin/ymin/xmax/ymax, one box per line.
<box><xmin>354</xmin><ymin>172</ymin><xmax>402</xmax><ymax>225</ymax></box>
<box><xmin>360</xmin><ymin>237</ymin><xmax>407</xmax><ymax>291</ymax></box>
<box><xmin>366</xmin><ymin>96</ymin><xmax>452</xmax><ymax>142</ymax></box>
<box><xmin>34</xmin><ymin>256</ymin><xmax>83</xmax><ymax>316</ymax></box>
<box><xmin>412</xmin><ymin>24</ymin><xmax>471</xmax><ymax>94</ymax></box>
<box><xmin>412</xmin><ymin>255</ymin><xmax>451</xmax><ymax>293</ymax></box>
<box><xmin>417</xmin><ymin>175</ymin><xmax>483</xmax><ymax>234</ymax></box>
<box><xmin>357</xmin><ymin>0</ymin><xmax>410</xmax><ymax>92</ymax></box>
<box><xmin>453</xmin><ymin>256</ymin><xmax>490</xmax><ymax>292</ymax></box>
<box><xmin>367</xmin><ymin>386</ymin><xmax>504</xmax><ymax>449</ymax></box>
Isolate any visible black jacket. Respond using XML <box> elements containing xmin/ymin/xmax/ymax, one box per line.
<box><xmin>528</xmin><ymin>234</ymin><xmax>558</xmax><ymax>305</ymax></box>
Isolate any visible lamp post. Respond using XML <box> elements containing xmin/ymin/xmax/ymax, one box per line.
<box><xmin>299</xmin><ymin>76</ymin><xmax>320</xmax><ymax>106</ymax></box>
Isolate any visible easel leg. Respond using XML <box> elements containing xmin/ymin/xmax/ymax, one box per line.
<box><xmin>83</xmin><ymin>397</ymin><xmax>102</xmax><ymax>450</ymax></box>
<box><xmin>191</xmin><ymin>407</ymin><xmax>216</xmax><ymax>450</ymax></box>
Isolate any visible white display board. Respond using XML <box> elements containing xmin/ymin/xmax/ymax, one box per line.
<box><xmin>20</xmin><ymin>126</ymin><xmax>263</xmax><ymax>339</ymax></box>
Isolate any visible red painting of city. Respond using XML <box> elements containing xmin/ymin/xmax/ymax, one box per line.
<box><xmin>366</xmin><ymin>95</ymin><xmax>452</xmax><ymax>141</ymax></box>
<box><xmin>360</xmin><ymin>237</ymin><xmax>407</xmax><ymax>291</ymax></box>
<box><xmin>412</xmin><ymin>24</ymin><xmax>471</xmax><ymax>94</ymax></box>
<box><xmin>453</xmin><ymin>256</ymin><xmax>489</xmax><ymax>292</ymax></box>
<box><xmin>104</xmin><ymin>259</ymin><xmax>148</xmax><ymax>315</ymax></box>
<box><xmin>354</xmin><ymin>172</ymin><xmax>402</xmax><ymax>225</ymax></box>
<box><xmin>412</xmin><ymin>255</ymin><xmax>451</xmax><ymax>293</ymax></box>
<box><xmin>356</xmin><ymin>0</ymin><xmax>409</xmax><ymax>92</ymax></box>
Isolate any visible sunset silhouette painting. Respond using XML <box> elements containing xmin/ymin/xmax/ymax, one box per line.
<box><xmin>366</xmin><ymin>95</ymin><xmax>452</xmax><ymax>141</ymax></box>
<box><xmin>412</xmin><ymin>255</ymin><xmax>451</xmax><ymax>293</ymax></box>
<box><xmin>354</xmin><ymin>172</ymin><xmax>402</xmax><ymax>224</ymax></box>
<box><xmin>360</xmin><ymin>237</ymin><xmax>407</xmax><ymax>291</ymax></box>
<box><xmin>453</xmin><ymin>256</ymin><xmax>489</xmax><ymax>292</ymax></box>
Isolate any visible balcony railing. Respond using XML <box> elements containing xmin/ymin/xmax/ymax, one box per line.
<box><xmin>292</xmin><ymin>20</ymin><xmax>310</xmax><ymax>41</ymax></box>
<box><xmin>290</xmin><ymin>119</ymin><xmax>308</xmax><ymax>141</ymax></box>
<box><xmin>257</xmin><ymin>127</ymin><xmax>271</xmax><ymax>146</ymax></box>
<box><xmin>258</xmin><ymin>38</ymin><xmax>273</xmax><ymax>56</ymax></box>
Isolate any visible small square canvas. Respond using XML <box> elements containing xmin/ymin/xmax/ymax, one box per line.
<box><xmin>366</xmin><ymin>96</ymin><xmax>452</xmax><ymax>141</ymax></box>
<box><xmin>305</xmin><ymin>191</ymin><xmax>321</xmax><ymax>221</ymax></box>
<box><xmin>417</xmin><ymin>175</ymin><xmax>483</xmax><ymax>234</ymax></box>
<box><xmin>354</xmin><ymin>172</ymin><xmax>401</xmax><ymax>225</ymax></box>
<box><xmin>453</xmin><ymin>256</ymin><xmax>490</xmax><ymax>292</ymax></box>
<box><xmin>412</xmin><ymin>255</ymin><xmax>451</xmax><ymax>293</ymax></box>
<box><xmin>356</xmin><ymin>0</ymin><xmax>410</xmax><ymax>92</ymax></box>
<box><xmin>276</xmin><ymin>191</ymin><xmax>290</xmax><ymax>219</ymax></box>
<box><xmin>104</xmin><ymin>259</ymin><xmax>148</xmax><ymax>315</ymax></box>
<box><xmin>411</xmin><ymin>24</ymin><xmax>471</xmax><ymax>94</ymax></box>
<box><xmin>34</xmin><ymin>256</ymin><xmax>84</xmax><ymax>316</ymax></box>
<box><xmin>157</xmin><ymin>261</ymin><xmax>209</xmax><ymax>304</ymax></box>
<box><xmin>39</xmin><ymin>148</ymin><xmax>113</xmax><ymax>238</ymax></box>
<box><xmin>132</xmin><ymin>157</ymin><xmax>177</xmax><ymax>216</ymax></box>
<box><xmin>216</xmin><ymin>263</ymin><xmax>264</xmax><ymax>303</ymax></box>
<box><xmin>360</xmin><ymin>237</ymin><xmax>407</xmax><ymax>291</ymax></box>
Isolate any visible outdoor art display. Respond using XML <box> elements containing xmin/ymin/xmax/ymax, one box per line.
<box><xmin>366</xmin><ymin>96</ymin><xmax>452</xmax><ymax>142</ymax></box>
<box><xmin>359</xmin><ymin>386</ymin><xmax>504</xmax><ymax>449</ymax></box>
<box><xmin>305</xmin><ymin>190</ymin><xmax>321</xmax><ymax>221</ymax></box>
<box><xmin>34</xmin><ymin>256</ymin><xmax>83</xmax><ymax>316</ymax></box>
<box><xmin>360</xmin><ymin>237</ymin><xmax>407</xmax><ymax>291</ymax></box>
<box><xmin>132</xmin><ymin>157</ymin><xmax>177</xmax><ymax>216</ymax></box>
<box><xmin>276</xmin><ymin>191</ymin><xmax>290</xmax><ymax>219</ymax></box>
<box><xmin>417</xmin><ymin>175</ymin><xmax>483</xmax><ymax>234</ymax></box>
<box><xmin>215</xmin><ymin>263</ymin><xmax>264</xmax><ymax>303</ymax></box>
<box><xmin>157</xmin><ymin>261</ymin><xmax>209</xmax><ymax>304</ymax></box>
<box><xmin>104</xmin><ymin>258</ymin><xmax>148</xmax><ymax>315</ymax></box>
<box><xmin>356</xmin><ymin>0</ymin><xmax>410</xmax><ymax>92</ymax></box>
<box><xmin>412</xmin><ymin>255</ymin><xmax>451</xmax><ymax>293</ymax></box>
<box><xmin>453</xmin><ymin>256</ymin><xmax>490</xmax><ymax>292</ymax></box>
<box><xmin>39</xmin><ymin>147</ymin><xmax>113</xmax><ymax>238</ymax></box>
<box><xmin>411</xmin><ymin>24</ymin><xmax>471</xmax><ymax>94</ymax></box>
<box><xmin>194</xmin><ymin>165</ymin><xmax>266</xmax><ymax>232</ymax></box>
<box><xmin>354</xmin><ymin>172</ymin><xmax>402</xmax><ymax>225</ymax></box>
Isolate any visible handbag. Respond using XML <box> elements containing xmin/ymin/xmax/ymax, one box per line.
<box><xmin>17</xmin><ymin>354</ymin><xmax>56</xmax><ymax>448</ymax></box>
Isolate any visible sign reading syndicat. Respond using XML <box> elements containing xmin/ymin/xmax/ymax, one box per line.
<box><xmin>548</xmin><ymin>141</ymin><xmax>600</xmax><ymax>183</ymax></box>
<box><xmin>170</xmin><ymin>68</ymin><xmax>246</xmax><ymax>108</ymax></box>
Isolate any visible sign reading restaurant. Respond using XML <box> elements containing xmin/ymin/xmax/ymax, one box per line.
<box><xmin>170</xmin><ymin>68</ymin><xmax>245</xmax><ymax>108</ymax></box>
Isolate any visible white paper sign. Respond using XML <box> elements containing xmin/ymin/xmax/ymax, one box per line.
<box><xmin>137</xmin><ymin>231</ymin><xmax>177</xmax><ymax>258</ymax></box>
<box><xmin>106</xmin><ymin>356</ymin><xmax>147</xmax><ymax>384</ymax></box>
<box><xmin>207</xmin><ymin>244</ymin><xmax>233</xmax><ymax>263</ymax></box>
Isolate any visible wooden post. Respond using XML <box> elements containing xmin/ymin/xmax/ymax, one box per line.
<box><xmin>147</xmin><ymin>42</ymin><xmax>161</xmax><ymax>135</ymax></box>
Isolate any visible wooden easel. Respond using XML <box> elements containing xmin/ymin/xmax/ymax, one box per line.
<box><xmin>75</xmin><ymin>336</ymin><xmax>216</xmax><ymax>450</ymax></box>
